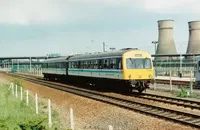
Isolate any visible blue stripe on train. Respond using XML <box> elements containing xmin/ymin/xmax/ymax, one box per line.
<box><xmin>68</xmin><ymin>69</ymin><xmax>122</xmax><ymax>73</ymax></box>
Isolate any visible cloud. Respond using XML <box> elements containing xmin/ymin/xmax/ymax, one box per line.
<box><xmin>1</xmin><ymin>0</ymin><xmax>199</xmax><ymax>25</ymax></box>
<box><xmin>143</xmin><ymin>0</ymin><xmax>200</xmax><ymax>13</ymax></box>
<box><xmin>0</xmin><ymin>0</ymin><xmax>143</xmax><ymax>25</ymax></box>
<box><xmin>0</xmin><ymin>0</ymin><xmax>65</xmax><ymax>25</ymax></box>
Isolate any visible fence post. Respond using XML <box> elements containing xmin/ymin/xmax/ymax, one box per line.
<box><xmin>190</xmin><ymin>70</ymin><xmax>193</xmax><ymax>94</ymax></box>
<box><xmin>12</xmin><ymin>83</ymin><xmax>14</xmax><ymax>95</ymax></box>
<box><xmin>20</xmin><ymin>87</ymin><xmax>23</xmax><ymax>100</ymax></box>
<box><xmin>154</xmin><ymin>76</ymin><xmax>156</xmax><ymax>90</ymax></box>
<box><xmin>35</xmin><ymin>93</ymin><xmax>38</xmax><ymax>115</ymax></box>
<box><xmin>9</xmin><ymin>82</ymin><xmax>13</xmax><ymax>90</ymax></box>
<box><xmin>15</xmin><ymin>85</ymin><xmax>18</xmax><ymax>98</ymax></box>
<box><xmin>48</xmin><ymin>99</ymin><xmax>52</xmax><ymax>128</ymax></box>
<box><xmin>26</xmin><ymin>90</ymin><xmax>29</xmax><ymax>106</ymax></box>
<box><xmin>108</xmin><ymin>125</ymin><xmax>113</xmax><ymax>130</ymax></box>
<box><xmin>170</xmin><ymin>71</ymin><xmax>172</xmax><ymax>91</ymax></box>
<box><xmin>70</xmin><ymin>108</ymin><xmax>74</xmax><ymax>130</ymax></box>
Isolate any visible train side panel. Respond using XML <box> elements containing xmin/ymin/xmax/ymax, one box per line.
<box><xmin>68</xmin><ymin>69</ymin><xmax>123</xmax><ymax>79</ymax></box>
<box><xmin>195</xmin><ymin>61</ymin><xmax>200</xmax><ymax>87</ymax></box>
<box><xmin>43</xmin><ymin>68</ymin><xmax>66</xmax><ymax>75</ymax></box>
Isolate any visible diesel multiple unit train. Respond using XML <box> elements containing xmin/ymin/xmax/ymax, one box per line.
<box><xmin>42</xmin><ymin>48</ymin><xmax>154</xmax><ymax>93</ymax></box>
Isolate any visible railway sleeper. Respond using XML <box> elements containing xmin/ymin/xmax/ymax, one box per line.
<box><xmin>189</xmin><ymin>119</ymin><xmax>200</xmax><ymax>124</ymax></box>
<box><xmin>183</xmin><ymin>117</ymin><xmax>196</xmax><ymax>122</ymax></box>
<box><xmin>173</xmin><ymin>116</ymin><xmax>187</xmax><ymax>120</ymax></box>
<box><xmin>177</xmin><ymin>116</ymin><xmax>192</xmax><ymax>121</ymax></box>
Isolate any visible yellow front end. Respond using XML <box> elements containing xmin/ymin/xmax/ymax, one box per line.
<box><xmin>124</xmin><ymin>69</ymin><xmax>154</xmax><ymax>80</ymax></box>
<box><xmin>122</xmin><ymin>50</ymin><xmax>154</xmax><ymax>81</ymax></box>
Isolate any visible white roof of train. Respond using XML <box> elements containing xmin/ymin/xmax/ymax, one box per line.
<box><xmin>42</xmin><ymin>56</ymin><xmax>69</xmax><ymax>63</ymax></box>
<box><xmin>68</xmin><ymin>48</ymin><xmax>138</xmax><ymax>61</ymax></box>
<box><xmin>42</xmin><ymin>48</ymin><xmax>140</xmax><ymax>63</ymax></box>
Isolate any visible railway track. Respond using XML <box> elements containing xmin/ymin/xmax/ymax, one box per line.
<box><xmin>7</xmin><ymin>73</ymin><xmax>200</xmax><ymax>128</ymax></box>
<box><xmin>13</xmin><ymin>73</ymin><xmax>200</xmax><ymax>110</ymax></box>
<box><xmin>138</xmin><ymin>93</ymin><xmax>200</xmax><ymax>110</ymax></box>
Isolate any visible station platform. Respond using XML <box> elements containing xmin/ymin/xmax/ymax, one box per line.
<box><xmin>155</xmin><ymin>76</ymin><xmax>195</xmax><ymax>82</ymax></box>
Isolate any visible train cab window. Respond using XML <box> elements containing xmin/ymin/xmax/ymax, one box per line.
<box><xmin>126</xmin><ymin>58</ymin><xmax>152</xmax><ymax>69</ymax></box>
<box><xmin>144</xmin><ymin>58</ymin><xmax>152</xmax><ymax>68</ymax></box>
<box><xmin>135</xmin><ymin>59</ymin><xmax>143</xmax><ymax>68</ymax></box>
<box><xmin>126</xmin><ymin>58</ymin><xmax>136</xmax><ymax>69</ymax></box>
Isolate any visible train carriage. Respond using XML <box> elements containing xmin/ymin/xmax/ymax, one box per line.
<box><xmin>195</xmin><ymin>57</ymin><xmax>200</xmax><ymax>87</ymax></box>
<box><xmin>42</xmin><ymin>56</ymin><xmax>68</xmax><ymax>80</ymax></box>
<box><xmin>42</xmin><ymin>48</ymin><xmax>154</xmax><ymax>93</ymax></box>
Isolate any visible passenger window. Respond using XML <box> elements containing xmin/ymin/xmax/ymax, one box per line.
<box><xmin>103</xmin><ymin>59</ymin><xmax>109</xmax><ymax>69</ymax></box>
<box><xmin>69</xmin><ymin>62</ymin><xmax>72</xmax><ymax>68</ymax></box>
<box><xmin>99</xmin><ymin>59</ymin><xmax>103</xmax><ymax>69</ymax></box>
<box><xmin>110</xmin><ymin>59</ymin><xmax>117</xmax><ymax>69</ymax></box>
<box><xmin>94</xmin><ymin>60</ymin><xmax>98</xmax><ymax>69</ymax></box>
<box><xmin>198</xmin><ymin>61</ymin><xmax>200</xmax><ymax>72</ymax></box>
<box><xmin>83</xmin><ymin>61</ymin><xmax>86</xmax><ymax>69</ymax></box>
<box><xmin>72</xmin><ymin>62</ymin><xmax>77</xmax><ymax>68</ymax></box>
<box><xmin>116</xmin><ymin>58</ymin><xmax>122</xmax><ymax>69</ymax></box>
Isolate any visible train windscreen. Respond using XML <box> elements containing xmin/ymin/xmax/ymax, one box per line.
<box><xmin>126</xmin><ymin>58</ymin><xmax>152</xmax><ymax>69</ymax></box>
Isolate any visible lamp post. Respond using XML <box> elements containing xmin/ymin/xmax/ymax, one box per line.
<box><xmin>179</xmin><ymin>44</ymin><xmax>186</xmax><ymax>78</ymax></box>
<box><xmin>103</xmin><ymin>42</ymin><xmax>106</xmax><ymax>52</ymax></box>
<box><xmin>152</xmin><ymin>41</ymin><xmax>158</xmax><ymax>55</ymax></box>
<box><xmin>152</xmin><ymin>41</ymin><xmax>158</xmax><ymax>76</ymax></box>
<box><xmin>180</xmin><ymin>53</ymin><xmax>182</xmax><ymax>78</ymax></box>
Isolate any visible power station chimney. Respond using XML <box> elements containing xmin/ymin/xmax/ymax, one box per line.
<box><xmin>186</xmin><ymin>21</ymin><xmax>200</xmax><ymax>55</ymax></box>
<box><xmin>156</xmin><ymin>20</ymin><xmax>177</xmax><ymax>60</ymax></box>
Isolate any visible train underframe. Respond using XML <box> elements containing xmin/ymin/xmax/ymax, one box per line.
<box><xmin>43</xmin><ymin>73</ymin><xmax>153</xmax><ymax>93</ymax></box>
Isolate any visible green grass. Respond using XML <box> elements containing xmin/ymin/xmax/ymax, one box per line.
<box><xmin>0</xmin><ymin>83</ymin><xmax>62</xmax><ymax>130</ymax></box>
<box><xmin>176</xmin><ymin>87</ymin><xmax>200</xmax><ymax>99</ymax></box>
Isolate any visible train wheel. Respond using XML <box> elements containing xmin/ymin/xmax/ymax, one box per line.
<box><xmin>138</xmin><ymin>88</ymin><xmax>144</xmax><ymax>94</ymax></box>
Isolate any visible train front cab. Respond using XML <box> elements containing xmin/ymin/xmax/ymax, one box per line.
<box><xmin>122</xmin><ymin>50</ymin><xmax>154</xmax><ymax>93</ymax></box>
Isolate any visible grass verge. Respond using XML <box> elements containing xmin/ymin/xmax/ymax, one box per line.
<box><xmin>0</xmin><ymin>82</ymin><xmax>62</xmax><ymax>130</ymax></box>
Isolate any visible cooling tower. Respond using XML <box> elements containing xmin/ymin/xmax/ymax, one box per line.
<box><xmin>186</xmin><ymin>21</ymin><xmax>200</xmax><ymax>55</ymax></box>
<box><xmin>156</xmin><ymin>20</ymin><xmax>177</xmax><ymax>60</ymax></box>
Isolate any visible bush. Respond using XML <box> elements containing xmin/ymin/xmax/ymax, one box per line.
<box><xmin>12</xmin><ymin>78</ymin><xmax>24</xmax><ymax>88</ymax></box>
<box><xmin>18</xmin><ymin>118</ymin><xmax>46</xmax><ymax>130</ymax></box>
<box><xmin>177</xmin><ymin>87</ymin><xmax>188</xmax><ymax>98</ymax></box>
<box><xmin>177</xmin><ymin>87</ymin><xmax>199</xmax><ymax>98</ymax></box>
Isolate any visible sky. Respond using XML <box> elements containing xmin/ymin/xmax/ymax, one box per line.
<box><xmin>1</xmin><ymin>0</ymin><xmax>200</xmax><ymax>57</ymax></box>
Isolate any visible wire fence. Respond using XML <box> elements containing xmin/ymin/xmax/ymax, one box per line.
<box><xmin>4</xmin><ymin>82</ymin><xmax>115</xmax><ymax>130</ymax></box>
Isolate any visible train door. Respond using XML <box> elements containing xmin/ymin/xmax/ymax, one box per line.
<box><xmin>195</xmin><ymin>61</ymin><xmax>200</xmax><ymax>87</ymax></box>
<box><xmin>66</xmin><ymin>62</ymin><xmax>69</xmax><ymax>75</ymax></box>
